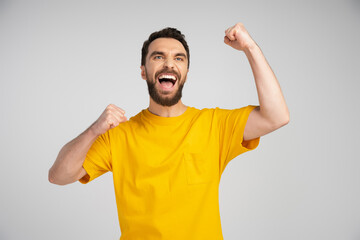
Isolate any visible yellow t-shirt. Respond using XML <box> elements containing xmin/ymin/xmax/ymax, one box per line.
<box><xmin>80</xmin><ymin>105</ymin><xmax>260</xmax><ymax>240</ymax></box>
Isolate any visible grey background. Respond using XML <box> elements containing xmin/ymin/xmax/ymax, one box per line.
<box><xmin>1</xmin><ymin>0</ymin><xmax>359</xmax><ymax>239</ymax></box>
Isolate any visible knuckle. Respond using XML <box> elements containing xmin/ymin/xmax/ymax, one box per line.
<box><xmin>105</xmin><ymin>111</ymin><xmax>112</xmax><ymax>118</ymax></box>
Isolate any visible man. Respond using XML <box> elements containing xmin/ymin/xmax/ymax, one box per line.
<box><xmin>49</xmin><ymin>22</ymin><xmax>289</xmax><ymax>239</ymax></box>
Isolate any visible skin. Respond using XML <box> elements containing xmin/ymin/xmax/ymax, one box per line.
<box><xmin>141</xmin><ymin>37</ymin><xmax>189</xmax><ymax>117</ymax></box>
<box><xmin>48</xmin><ymin>104</ymin><xmax>127</xmax><ymax>185</ymax></box>
<box><xmin>223</xmin><ymin>23</ymin><xmax>289</xmax><ymax>140</ymax></box>
<box><xmin>48</xmin><ymin>22</ymin><xmax>289</xmax><ymax>185</ymax></box>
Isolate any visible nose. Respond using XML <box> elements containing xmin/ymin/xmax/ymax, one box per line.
<box><xmin>163</xmin><ymin>58</ymin><xmax>174</xmax><ymax>69</ymax></box>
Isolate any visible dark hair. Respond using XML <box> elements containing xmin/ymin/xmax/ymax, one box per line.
<box><xmin>141</xmin><ymin>27</ymin><xmax>190</xmax><ymax>68</ymax></box>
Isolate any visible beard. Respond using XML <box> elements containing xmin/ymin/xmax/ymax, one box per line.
<box><xmin>145</xmin><ymin>68</ymin><xmax>185</xmax><ymax>107</ymax></box>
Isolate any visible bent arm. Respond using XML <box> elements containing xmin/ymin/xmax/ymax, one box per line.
<box><xmin>49</xmin><ymin>104</ymin><xmax>127</xmax><ymax>185</ymax></box>
<box><xmin>48</xmin><ymin>125</ymin><xmax>99</xmax><ymax>185</ymax></box>
<box><xmin>243</xmin><ymin>44</ymin><xmax>289</xmax><ymax>141</ymax></box>
<box><xmin>224</xmin><ymin>23</ymin><xmax>289</xmax><ymax>141</ymax></box>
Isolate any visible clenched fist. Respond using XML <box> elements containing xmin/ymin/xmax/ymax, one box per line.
<box><xmin>91</xmin><ymin>104</ymin><xmax>127</xmax><ymax>136</ymax></box>
<box><xmin>224</xmin><ymin>23</ymin><xmax>257</xmax><ymax>52</ymax></box>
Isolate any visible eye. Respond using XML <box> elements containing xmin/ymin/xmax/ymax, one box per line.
<box><xmin>175</xmin><ymin>57</ymin><xmax>183</xmax><ymax>61</ymax></box>
<box><xmin>154</xmin><ymin>55</ymin><xmax>163</xmax><ymax>60</ymax></box>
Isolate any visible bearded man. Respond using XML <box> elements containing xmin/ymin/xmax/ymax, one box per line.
<box><xmin>49</xmin><ymin>22</ymin><xmax>289</xmax><ymax>240</ymax></box>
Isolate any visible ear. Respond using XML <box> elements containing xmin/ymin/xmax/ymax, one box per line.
<box><xmin>140</xmin><ymin>65</ymin><xmax>146</xmax><ymax>80</ymax></box>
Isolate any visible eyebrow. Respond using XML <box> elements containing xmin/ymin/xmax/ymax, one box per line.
<box><xmin>149</xmin><ymin>51</ymin><xmax>187</xmax><ymax>59</ymax></box>
<box><xmin>175</xmin><ymin>53</ymin><xmax>187</xmax><ymax>59</ymax></box>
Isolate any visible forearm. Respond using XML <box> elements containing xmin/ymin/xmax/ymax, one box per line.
<box><xmin>49</xmin><ymin>104</ymin><xmax>127</xmax><ymax>185</ymax></box>
<box><xmin>244</xmin><ymin>44</ymin><xmax>289</xmax><ymax>126</ymax></box>
<box><xmin>224</xmin><ymin>22</ymin><xmax>289</xmax><ymax>139</ymax></box>
<box><xmin>49</xmin><ymin>124</ymin><xmax>99</xmax><ymax>185</ymax></box>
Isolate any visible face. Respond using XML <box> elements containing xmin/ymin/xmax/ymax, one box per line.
<box><xmin>141</xmin><ymin>38</ymin><xmax>189</xmax><ymax>107</ymax></box>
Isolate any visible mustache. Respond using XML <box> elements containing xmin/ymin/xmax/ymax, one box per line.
<box><xmin>155</xmin><ymin>68</ymin><xmax>181</xmax><ymax>80</ymax></box>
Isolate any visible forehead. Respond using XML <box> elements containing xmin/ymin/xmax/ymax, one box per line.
<box><xmin>147</xmin><ymin>38</ymin><xmax>187</xmax><ymax>56</ymax></box>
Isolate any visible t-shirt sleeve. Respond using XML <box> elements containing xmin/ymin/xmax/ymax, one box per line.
<box><xmin>79</xmin><ymin>131</ymin><xmax>112</xmax><ymax>184</ymax></box>
<box><xmin>216</xmin><ymin>105</ymin><xmax>260</xmax><ymax>174</ymax></box>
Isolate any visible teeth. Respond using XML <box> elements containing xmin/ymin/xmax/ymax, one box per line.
<box><xmin>159</xmin><ymin>74</ymin><xmax>176</xmax><ymax>80</ymax></box>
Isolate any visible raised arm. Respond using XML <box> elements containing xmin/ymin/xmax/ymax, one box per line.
<box><xmin>48</xmin><ymin>104</ymin><xmax>127</xmax><ymax>185</ymax></box>
<box><xmin>224</xmin><ymin>23</ymin><xmax>289</xmax><ymax>141</ymax></box>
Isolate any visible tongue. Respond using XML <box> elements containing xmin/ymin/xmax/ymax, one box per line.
<box><xmin>160</xmin><ymin>80</ymin><xmax>174</xmax><ymax>89</ymax></box>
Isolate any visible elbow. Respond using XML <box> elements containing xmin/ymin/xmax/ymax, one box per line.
<box><xmin>48</xmin><ymin>168</ymin><xmax>62</xmax><ymax>185</ymax></box>
<box><xmin>280</xmin><ymin>112</ymin><xmax>290</xmax><ymax>127</ymax></box>
<box><xmin>270</xmin><ymin>112</ymin><xmax>290</xmax><ymax>131</ymax></box>
<box><xmin>48</xmin><ymin>167</ymin><xmax>72</xmax><ymax>186</ymax></box>
<box><xmin>48</xmin><ymin>168</ymin><xmax>57</xmax><ymax>184</ymax></box>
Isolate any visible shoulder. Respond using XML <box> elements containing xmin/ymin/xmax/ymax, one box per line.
<box><xmin>186</xmin><ymin>106</ymin><xmax>214</xmax><ymax>120</ymax></box>
<box><xmin>186</xmin><ymin>106</ymin><xmax>242</xmax><ymax>120</ymax></box>
<box><xmin>212</xmin><ymin>105</ymin><xmax>257</xmax><ymax>117</ymax></box>
<box><xmin>197</xmin><ymin>105</ymin><xmax>258</xmax><ymax>125</ymax></box>
<box><xmin>185</xmin><ymin>107</ymin><xmax>227</xmax><ymax>123</ymax></box>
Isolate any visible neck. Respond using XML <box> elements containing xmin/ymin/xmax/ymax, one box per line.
<box><xmin>148</xmin><ymin>98</ymin><xmax>187</xmax><ymax>117</ymax></box>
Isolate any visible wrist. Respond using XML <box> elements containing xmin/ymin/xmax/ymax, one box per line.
<box><xmin>88</xmin><ymin>122</ymin><xmax>102</xmax><ymax>138</ymax></box>
<box><xmin>244</xmin><ymin>42</ymin><xmax>261</xmax><ymax>56</ymax></box>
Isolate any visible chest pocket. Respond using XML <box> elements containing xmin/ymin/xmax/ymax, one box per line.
<box><xmin>184</xmin><ymin>152</ymin><xmax>212</xmax><ymax>185</ymax></box>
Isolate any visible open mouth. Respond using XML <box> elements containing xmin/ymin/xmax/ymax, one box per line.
<box><xmin>157</xmin><ymin>73</ymin><xmax>177</xmax><ymax>89</ymax></box>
